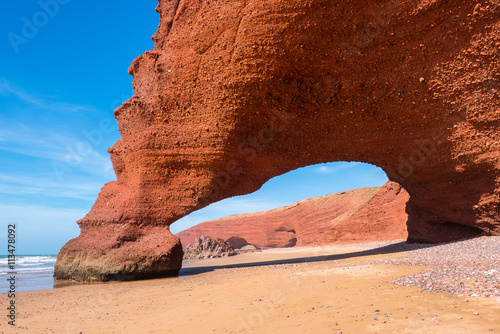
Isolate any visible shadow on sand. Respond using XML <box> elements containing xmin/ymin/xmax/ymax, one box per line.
<box><xmin>179</xmin><ymin>240</ymin><xmax>450</xmax><ymax>277</ymax></box>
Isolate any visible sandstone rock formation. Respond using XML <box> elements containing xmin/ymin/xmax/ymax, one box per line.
<box><xmin>56</xmin><ymin>0</ymin><xmax>500</xmax><ymax>281</ymax></box>
<box><xmin>183</xmin><ymin>235</ymin><xmax>237</xmax><ymax>259</ymax></box>
<box><xmin>177</xmin><ymin>182</ymin><xmax>409</xmax><ymax>249</ymax></box>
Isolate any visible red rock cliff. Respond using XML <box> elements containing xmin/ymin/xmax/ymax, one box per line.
<box><xmin>177</xmin><ymin>182</ymin><xmax>409</xmax><ymax>249</ymax></box>
<box><xmin>56</xmin><ymin>0</ymin><xmax>500</xmax><ymax>281</ymax></box>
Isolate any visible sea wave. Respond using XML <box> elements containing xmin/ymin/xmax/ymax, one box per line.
<box><xmin>0</xmin><ymin>256</ymin><xmax>56</xmax><ymax>275</ymax></box>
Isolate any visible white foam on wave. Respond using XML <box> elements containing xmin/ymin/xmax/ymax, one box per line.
<box><xmin>0</xmin><ymin>256</ymin><xmax>57</xmax><ymax>275</ymax></box>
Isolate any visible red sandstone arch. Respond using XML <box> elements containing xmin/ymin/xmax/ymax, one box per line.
<box><xmin>55</xmin><ymin>0</ymin><xmax>500</xmax><ymax>281</ymax></box>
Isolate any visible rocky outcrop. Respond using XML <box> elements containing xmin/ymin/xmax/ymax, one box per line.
<box><xmin>177</xmin><ymin>182</ymin><xmax>409</xmax><ymax>249</ymax></box>
<box><xmin>56</xmin><ymin>0</ymin><xmax>500</xmax><ymax>281</ymax></box>
<box><xmin>183</xmin><ymin>235</ymin><xmax>237</xmax><ymax>259</ymax></box>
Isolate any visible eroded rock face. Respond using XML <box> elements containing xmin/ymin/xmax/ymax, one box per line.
<box><xmin>183</xmin><ymin>235</ymin><xmax>237</xmax><ymax>259</ymax></box>
<box><xmin>56</xmin><ymin>0</ymin><xmax>500</xmax><ymax>281</ymax></box>
<box><xmin>177</xmin><ymin>182</ymin><xmax>409</xmax><ymax>249</ymax></box>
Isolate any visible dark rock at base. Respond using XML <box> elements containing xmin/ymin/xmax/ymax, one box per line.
<box><xmin>54</xmin><ymin>225</ymin><xmax>183</xmax><ymax>282</ymax></box>
<box><xmin>183</xmin><ymin>235</ymin><xmax>237</xmax><ymax>260</ymax></box>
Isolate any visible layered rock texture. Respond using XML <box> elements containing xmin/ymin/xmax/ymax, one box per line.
<box><xmin>56</xmin><ymin>0</ymin><xmax>500</xmax><ymax>281</ymax></box>
<box><xmin>177</xmin><ymin>182</ymin><xmax>409</xmax><ymax>249</ymax></box>
<box><xmin>183</xmin><ymin>235</ymin><xmax>237</xmax><ymax>259</ymax></box>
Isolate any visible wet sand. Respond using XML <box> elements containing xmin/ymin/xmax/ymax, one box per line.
<box><xmin>1</xmin><ymin>242</ymin><xmax>499</xmax><ymax>333</ymax></box>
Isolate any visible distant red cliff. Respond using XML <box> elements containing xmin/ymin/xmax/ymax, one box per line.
<box><xmin>177</xmin><ymin>181</ymin><xmax>409</xmax><ymax>249</ymax></box>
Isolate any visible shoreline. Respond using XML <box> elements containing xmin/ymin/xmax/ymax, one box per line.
<box><xmin>3</xmin><ymin>240</ymin><xmax>407</xmax><ymax>293</ymax></box>
<box><xmin>1</xmin><ymin>238</ymin><xmax>498</xmax><ymax>333</ymax></box>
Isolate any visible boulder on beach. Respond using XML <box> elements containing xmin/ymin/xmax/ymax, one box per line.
<box><xmin>183</xmin><ymin>235</ymin><xmax>237</xmax><ymax>260</ymax></box>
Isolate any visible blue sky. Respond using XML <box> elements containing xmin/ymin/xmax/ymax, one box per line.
<box><xmin>0</xmin><ymin>1</ymin><xmax>387</xmax><ymax>255</ymax></box>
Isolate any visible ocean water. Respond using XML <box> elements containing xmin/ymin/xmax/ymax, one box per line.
<box><xmin>0</xmin><ymin>256</ymin><xmax>194</xmax><ymax>292</ymax></box>
<box><xmin>0</xmin><ymin>255</ymin><xmax>72</xmax><ymax>292</ymax></box>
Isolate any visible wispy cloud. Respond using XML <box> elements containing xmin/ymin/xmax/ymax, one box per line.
<box><xmin>0</xmin><ymin>79</ymin><xmax>116</xmax><ymax>180</ymax></box>
<box><xmin>0</xmin><ymin>173</ymin><xmax>105</xmax><ymax>200</ymax></box>
<box><xmin>0</xmin><ymin>123</ymin><xmax>114</xmax><ymax>179</ymax></box>
<box><xmin>0</xmin><ymin>79</ymin><xmax>116</xmax><ymax>207</ymax></box>
<box><xmin>0</xmin><ymin>79</ymin><xmax>95</xmax><ymax>113</ymax></box>
<box><xmin>314</xmin><ymin>162</ymin><xmax>361</xmax><ymax>174</ymax></box>
<box><xmin>0</xmin><ymin>203</ymin><xmax>86</xmax><ymax>227</ymax></box>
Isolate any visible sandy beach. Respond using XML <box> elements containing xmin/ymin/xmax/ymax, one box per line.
<box><xmin>2</xmin><ymin>239</ymin><xmax>499</xmax><ymax>334</ymax></box>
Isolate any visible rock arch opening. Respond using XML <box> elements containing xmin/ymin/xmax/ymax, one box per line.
<box><xmin>172</xmin><ymin>162</ymin><xmax>410</xmax><ymax>252</ymax></box>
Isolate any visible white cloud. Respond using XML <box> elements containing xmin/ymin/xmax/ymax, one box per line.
<box><xmin>0</xmin><ymin>203</ymin><xmax>86</xmax><ymax>227</ymax></box>
<box><xmin>0</xmin><ymin>120</ymin><xmax>115</xmax><ymax>181</ymax></box>
<box><xmin>316</xmin><ymin>165</ymin><xmax>332</xmax><ymax>173</ymax></box>
<box><xmin>0</xmin><ymin>173</ymin><xmax>105</xmax><ymax>200</ymax></box>
<box><xmin>314</xmin><ymin>162</ymin><xmax>361</xmax><ymax>174</ymax></box>
<box><xmin>0</xmin><ymin>79</ymin><xmax>116</xmax><ymax>205</ymax></box>
<box><xmin>0</xmin><ymin>79</ymin><xmax>95</xmax><ymax>113</ymax></box>
<box><xmin>0</xmin><ymin>79</ymin><xmax>113</xmax><ymax>178</ymax></box>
